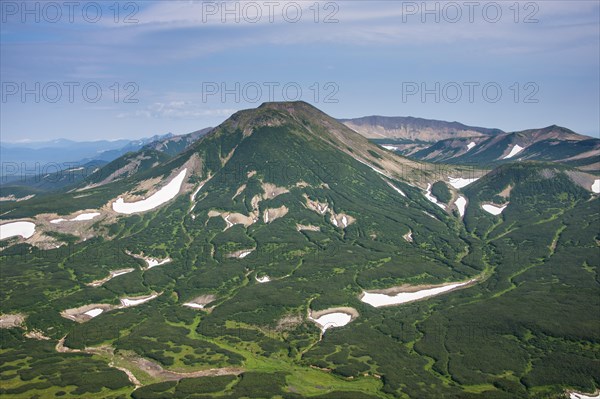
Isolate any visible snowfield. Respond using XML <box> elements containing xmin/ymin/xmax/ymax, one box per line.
<box><xmin>466</xmin><ymin>142</ymin><xmax>476</xmax><ymax>151</ymax></box>
<box><xmin>455</xmin><ymin>196</ymin><xmax>467</xmax><ymax>217</ymax></box>
<box><xmin>482</xmin><ymin>203</ymin><xmax>508</xmax><ymax>215</ymax></box>
<box><xmin>113</xmin><ymin>169</ymin><xmax>187</xmax><ymax>214</ymax></box>
<box><xmin>382</xmin><ymin>145</ymin><xmax>397</xmax><ymax>151</ymax></box>
<box><xmin>502</xmin><ymin>144</ymin><xmax>524</xmax><ymax>159</ymax></box>
<box><xmin>570</xmin><ymin>392</ymin><xmax>600</xmax><ymax>399</ymax></box>
<box><xmin>448</xmin><ymin>177</ymin><xmax>479</xmax><ymax>189</ymax></box>
<box><xmin>0</xmin><ymin>221</ymin><xmax>36</xmax><ymax>240</ymax></box>
<box><xmin>311</xmin><ymin>312</ymin><xmax>352</xmax><ymax>332</ymax></box>
<box><xmin>361</xmin><ymin>280</ymin><xmax>475</xmax><ymax>307</ymax></box>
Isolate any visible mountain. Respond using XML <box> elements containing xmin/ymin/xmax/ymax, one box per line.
<box><xmin>409</xmin><ymin>125</ymin><xmax>600</xmax><ymax>171</ymax></box>
<box><xmin>141</xmin><ymin>127</ymin><xmax>213</xmax><ymax>156</ymax></box>
<box><xmin>339</xmin><ymin>115</ymin><xmax>504</xmax><ymax>141</ymax></box>
<box><xmin>0</xmin><ymin>129</ymin><xmax>212</xmax><ymax>197</ymax></box>
<box><xmin>0</xmin><ymin>102</ymin><xmax>598</xmax><ymax>399</ymax></box>
<box><xmin>0</xmin><ymin>134</ymin><xmax>174</xmax><ymax>175</ymax></box>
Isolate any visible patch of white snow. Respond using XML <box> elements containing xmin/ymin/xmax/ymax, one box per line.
<box><xmin>448</xmin><ymin>177</ymin><xmax>479</xmax><ymax>189</ymax></box>
<box><xmin>0</xmin><ymin>221</ymin><xmax>36</xmax><ymax>240</ymax></box>
<box><xmin>482</xmin><ymin>203</ymin><xmax>507</xmax><ymax>215</ymax></box>
<box><xmin>455</xmin><ymin>196</ymin><xmax>467</xmax><ymax>217</ymax></box>
<box><xmin>112</xmin><ymin>169</ymin><xmax>187</xmax><ymax>214</ymax></box>
<box><xmin>502</xmin><ymin>144</ymin><xmax>524</xmax><ymax>160</ymax></box>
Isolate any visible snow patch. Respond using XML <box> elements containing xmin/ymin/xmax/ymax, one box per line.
<box><xmin>146</xmin><ymin>258</ymin><xmax>172</xmax><ymax>269</ymax></box>
<box><xmin>382</xmin><ymin>145</ymin><xmax>397</xmax><ymax>151</ymax></box>
<box><xmin>387</xmin><ymin>182</ymin><xmax>406</xmax><ymax>197</ymax></box>
<box><xmin>455</xmin><ymin>196</ymin><xmax>467</xmax><ymax>217</ymax></box>
<box><xmin>466</xmin><ymin>142</ymin><xmax>476</xmax><ymax>151</ymax></box>
<box><xmin>51</xmin><ymin>212</ymin><xmax>101</xmax><ymax>223</ymax></box>
<box><xmin>84</xmin><ymin>308</ymin><xmax>103</xmax><ymax>318</ymax></box>
<box><xmin>482</xmin><ymin>203</ymin><xmax>508</xmax><ymax>215</ymax></box>
<box><xmin>112</xmin><ymin>169</ymin><xmax>187</xmax><ymax>214</ymax></box>
<box><xmin>502</xmin><ymin>144</ymin><xmax>524</xmax><ymax>160</ymax></box>
<box><xmin>448</xmin><ymin>177</ymin><xmax>479</xmax><ymax>189</ymax></box>
<box><xmin>120</xmin><ymin>293</ymin><xmax>160</xmax><ymax>307</ymax></box>
<box><xmin>310</xmin><ymin>312</ymin><xmax>352</xmax><ymax>332</ymax></box>
<box><xmin>71</xmin><ymin>212</ymin><xmax>101</xmax><ymax>221</ymax></box>
<box><xmin>256</xmin><ymin>275</ymin><xmax>271</xmax><ymax>283</ymax></box>
<box><xmin>424</xmin><ymin>184</ymin><xmax>446</xmax><ymax>209</ymax></box>
<box><xmin>570</xmin><ymin>392</ymin><xmax>600</xmax><ymax>399</ymax></box>
<box><xmin>592</xmin><ymin>179</ymin><xmax>600</xmax><ymax>193</ymax></box>
<box><xmin>361</xmin><ymin>280</ymin><xmax>475</xmax><ymax>307</ymax></box>
<box><xmin>0</xmin><ymin>221</ymin><xmax>36</xmax><ymax>240</ymax></box>
<box><xmin>183</xmin><ymin>303</ymin><xmax>205</xmax><ymax>309</ymax></box>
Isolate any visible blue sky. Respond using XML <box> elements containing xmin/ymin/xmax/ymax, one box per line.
<box><xmin>1</xmin><ymin>0</ymin><xmax>599</xmax><ymax>141</ymax></box>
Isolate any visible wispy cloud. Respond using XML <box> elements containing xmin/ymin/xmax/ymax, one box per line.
<box><xmin>117</xmin><ymin>101</ymin><xmax>237</xmax><ymax>119</ymax></box>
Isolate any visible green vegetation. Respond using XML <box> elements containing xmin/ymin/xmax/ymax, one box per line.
<box><xmin>431</xmin><ymin>181</ymin><xmax>452</xmax><ymax>204</ymax></box>
<box><xmin>0</xmin><ymin>105</ymin><xmax>597</xmax><ymax>398</ymax></box>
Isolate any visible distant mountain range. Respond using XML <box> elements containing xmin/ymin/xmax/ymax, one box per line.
<box><xmin>340</xmin><ymin>117</ymin><xmax>599</xmax><ymax>172</ymax></box>
<box><xmin>0</xmin><ymin>128</ymin><xmax>212</xmax><ymax>196</ymax></box>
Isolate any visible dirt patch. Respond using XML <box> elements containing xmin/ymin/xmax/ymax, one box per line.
<box><xmin>276</xmin><ymin>314</ymin><xmax>303</xmax><ymax>332</ymax></box>
<box><xmin>565</xmin><ymin>170</ymin><xmax>598</xmax><ymax>191</ymax></box>
<box><xmin>87</xmin><ymin>268</ymin><xmax>135</xmax><ymax>287</ymax></box>
<box><xmin>124</xmin><ymin>351</ymin><xmax>243</xmax><ymax>381</ymax></box>
<box><xmin>263</xmin><ymin>206</ymin><xmax>289</xmax><ymax>223</ymax></box>
<box><xmin>366</xmin><ymin>279</ymin><xmax>479</xmax><ymax>296</ymax></box>
<box><xmin>208</xmin><ymin>210</ymin><xmax>258</xmax><ymax>230</ymax></box>
<box><xmin>296</xmin><ymin>224</ymin><xmax>320</xmax><ymax>232</ymax></box>
<box><xmin>310</xmin><ymin>307</ymin><xmax>359</xmax><ymax>320</ymax></box>
<box><xmin>61</xmin><ymin>304</ymin><xmax>117</xmax><ymax>323</ymax></box>
<box><xmin>184</xmin><ymin>294</ymin><xmax>216</xmax><ymax>307</ymax></box>
<box><xmin>226</xmin><ymin>249</ymin><xmax>255</xmax><ymax>259</ymax></box>
<box><xmin>0</xmin><ymin>313</ymin><xmax>25</xmax><ymax>329</ymax></box>
<box><xmin>232</xmin><ymin>184</ymin><xmax>247</xmax><ymax>200</ymax></box>
<box><xmin>498</xmin><ymin>184</ymin><xmax>513</xmax><ymax>198</ymax></box>
<box><xmin>261</xmin><ymin>182</ymin><xmax>289</xmax><ymax>199</ymax></box>
<box><xmin>330</xmin><ymin>212</ymin><xmax>355</xmax><ymax>228</ymax></box>
<box><xmin>24</xmin><ymin>329</ymin><xmax>50</xmax><ymax>340</ymax></box>
<box><xmin>304</xmin><ymin>194</ymin><xmax>329</xmax><ymax>215</ymax></box>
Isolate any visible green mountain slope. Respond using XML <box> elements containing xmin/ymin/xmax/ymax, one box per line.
<box><xmin>0</xmin><ymin>103</ymin><xmax>598</xmax><ymax>399</ymax></box>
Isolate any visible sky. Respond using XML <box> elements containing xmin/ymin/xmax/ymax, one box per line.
<box><xmin>1</xmin><ymin>0</ymin><xmax>599</xmax><ymax>142</ymax></box>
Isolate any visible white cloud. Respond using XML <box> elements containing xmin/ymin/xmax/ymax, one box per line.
<box><xmin>118</xmin><ymin>101</ymin><xmax>236</xmax><ymax>119</ymax></box>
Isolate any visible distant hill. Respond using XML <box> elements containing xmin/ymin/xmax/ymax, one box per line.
<box><xmin>339</xmin><ymin>115</ymin><xmax>504</xmax><ymax>141</ymax></box>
